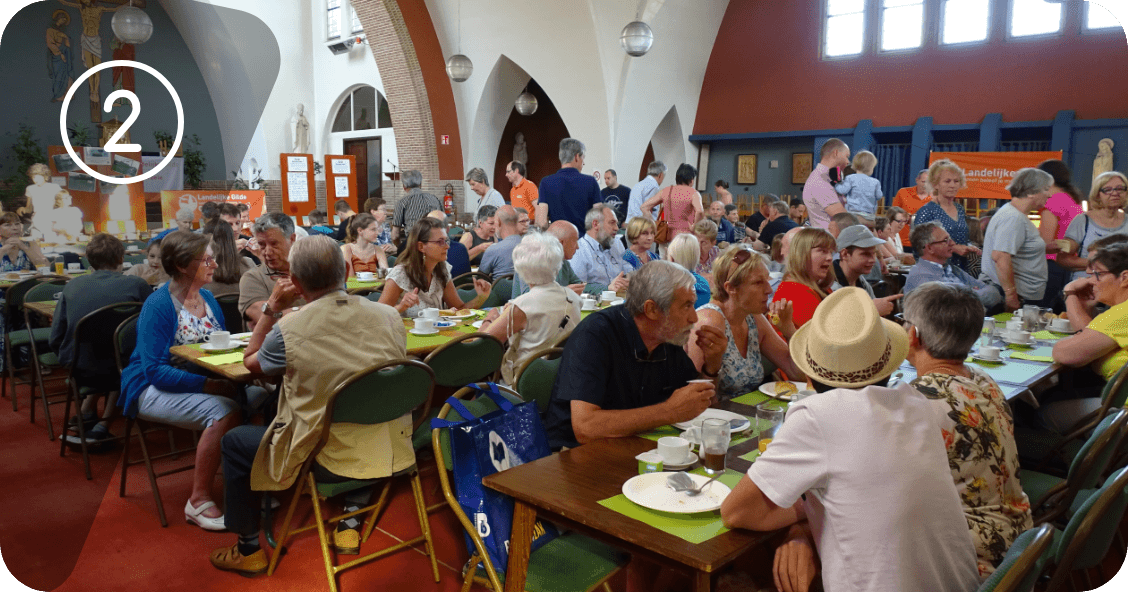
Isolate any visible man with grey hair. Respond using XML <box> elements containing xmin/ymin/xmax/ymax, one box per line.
<box><xmin>757</xmin><ymin>200</ymin><xmax>798</xmax><ymax>248</ymax></box>
<box><xmin>538</xmin><ymin>138</ymin><xmax>601</xmax><ymax>233</ymax></box>
<box><xmin>479</xmin><ymin>205</ymin><xmax>522</xmax><ymax>278</ymax></box>
<box><xmin>240</xmin><ymin>213</ymin><xmax>306</xmax><ymax>331</ymax></box>
<box><xmin>905</xmin><ymin>222</ymin><xmax>1002</xmax><ymax>314</ymax></box>
<box><xmin>465</xmin><ymin>167</ymin><xmax>505</xmax><ymax>211</ymax></box>
<box><xmin>391</xmin><ymin>169</ymin><xmax>442</xmax><ymax>243</ymax></box>
<box><xmin>512</xmin><ymin>220</ymin><xmax>605</xmax><ymax>298</ymax></box>
<box><xmin>570</xmin><ymin>204</ymin><xmax>631</xmax><ymax>292</ymax></box>
<box><xmin>628</xmin><ymin>160</ymin><xmax>666</xmax><ymax>220</ymax></box>
<box><xmin>544</xmin><ymin>260</ymin><xmax>726</xmax><ymax>450</ymax></box>
<box><xmin>209</xmin><ymin>235</ymin><xmax>411</xmax><ymax>575</ymax></box>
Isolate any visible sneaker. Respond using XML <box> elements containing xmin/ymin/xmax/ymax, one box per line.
<box><xmin>209</xmin><ymin>543</ymin><xmax>267</xmax><ymax>577</ymax></box>
<box><xmin>66</xmin><ymin>412</ymin><xmax>98</xmax><ymax>431</ymax></box>
<box><xmin>333</xmin><ymin>528</ymin><xmax>360</xmax><ymax>555</ymax></box>
<box><xmin>64</xmin><ymin>425</ymin><xmax>115</xmax><ymax>447</ymax></box>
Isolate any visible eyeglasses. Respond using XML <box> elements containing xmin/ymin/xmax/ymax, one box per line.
<box><xmin>1100</xmin><ymin>186</ymin><xmax>1127</xmax><ymax>195</ymax></box>
<box><xmin>893</xmin><ymin>218</ymin><xmax>907</xmax><ymax>224</ymax></box>
<box><xmin>194</xmin><ymin>255</ymin><xmax>217</xmax><ymax>266</ymax></box>
<box><xmin>928</xmin><ymin>237</ymin><xmax>954</xmax><ymax>246</ymax></box>
<box><xmin>422</xmin><ymin>238</ymin><xmax>451</xmax><ymax>246</ymax></box>
<box><xmin>1088</xmin><ymin>268</ymin><xmax>1115</xmax><ymax>281</ymax></box>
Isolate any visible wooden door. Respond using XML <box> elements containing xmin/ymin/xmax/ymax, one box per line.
<box><xmin>343</xmin><ymin>139</ymin><xmax>368</xmax><ymax>211</ymax></box>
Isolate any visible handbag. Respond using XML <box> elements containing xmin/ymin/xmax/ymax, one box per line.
<box><xmin>430</xmin><ymin>383</ymin><xmax>558</xmax><ymax>572</ymax></box>
<box><xmin>654</xmin><ymin>187</ymin><xmax>672</xmax><ymax>243</ymax></box>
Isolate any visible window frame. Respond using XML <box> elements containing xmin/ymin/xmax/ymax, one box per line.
<box><xmin>878</xmin><ymin>0</ymin><xmax>926</xmax><ymax>53</ymax></box>
<box><xmin>1006</xmin><ymin>0</ymin><xmax>1065</xmax><ymax>41</ymax></box>
<box><xmin>822</xmin><ymin>0</ymin><xmax>869</xmax><ymax>60</ymax></box>
<box><xmin>939</xmin><ymin>0</ymin><xmax>993</xmax><ymax>47</ymax></box>
<box><xmin>1082</xmin><ymin>0</ymin><xmax>1123</xmax><ymax>33</ymax></box>
<box><xmin>327</xmin><ymin>0</ymin><xmax>364</xmax><ymax>42</ymax></box>
<box><xmin>326</xmin><ymin>0</ymin><xmax>343</xmax><ymax>41</ymax></box>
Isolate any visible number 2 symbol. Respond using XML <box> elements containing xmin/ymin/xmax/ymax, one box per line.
<box><xmin>103</xmin><ymin>90</ymin><xmax>142</xmax><ymax>153</ymax></box>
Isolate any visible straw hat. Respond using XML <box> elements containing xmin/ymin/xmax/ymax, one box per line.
<box><xmin>789</xmin><ymin>287</ymin><xmax>908</xmax><ymax>388</ymax></box>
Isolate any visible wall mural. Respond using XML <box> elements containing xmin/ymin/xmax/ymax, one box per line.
<box><xmin>55</xmin><ymin>0</ymin><xmax>145</xmax><ymax>123</ymax></box>
<box><xmin>110</xmin><ymin>37</ymin><xmax>135</xmax><ymax>106</ymax></box>
<box><xmin>47</xmin><ymin>9</ymin><xmax>74</xmax><ymax>102</ymax></box>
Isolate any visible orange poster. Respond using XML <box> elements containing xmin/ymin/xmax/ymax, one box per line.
<box><xmin>44</xmin><ymin>145</ymin><xmax>147</xmax><ymax>234</ymax></box>
<box><xmin>929</xmin><ymin>151</ymin><xmax>1062</xmax><ymax>201</ymax></box>
<box><xmin>159</xmin><ymin>190</ymin><xmax>266</xmax><ymax>228</ymax></box>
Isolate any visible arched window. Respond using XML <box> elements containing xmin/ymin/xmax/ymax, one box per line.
<box><xmin>331</xmin><ymin>86</ymin><xmax>392</xmax><ymax>133</ymax></box>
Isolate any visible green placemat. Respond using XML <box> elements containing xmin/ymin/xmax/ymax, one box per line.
<box><xmin>346</xmin><ymin>278</ymin><xmax>384</xmax><ymax>290</ymax></box>
<box><xmin>993</xmin><ymin>313</ymin><xmax>1014</xmax><ymax>323</ymax></box>
<box><xmin>966</xmin><ymin>356</ymin><xmax>1005</xmax><ymax>367</ymax></box>
<box><xmin>198</xmin><ymin>351</ymin><xmax>244</xmax><ymax>366</ymax></box>
<box><xmin>597</xmin><ymin>469</ymin><xmax>743</xmax><ymax>544</ymax></box>
<box><xmin>1032</xmin><ymin>330</ymin><xmax>1062</xmax><ymax>340</ymax></box>
<box><xmin>740</xmin><ymin>449</ymin><xmax>762</xmax><ymax>462</ymax></box>
<box><xmin>638</xmin><ymin>425</ymin><xmax>681</xmax><ymax>442</ymax></box>
<box><xmin>1011</xmin><ymin>352</ymin><xmax>1054</xmax><ymax>363</ymax></box>
<box><xmin>405</xmin><ymin>324</ymin><xmax>476</xmax><ymax>349</ymax></box>
<box><xmin>732</xmin><ymin>390</ymin><xmax>788</xmax><ymax>410</ymax></box>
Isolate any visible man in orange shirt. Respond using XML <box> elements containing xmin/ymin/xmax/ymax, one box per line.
<box><xmin>506</xmin><ymin>160</ymin><xmax>538</xmax><ymax>214</ymax></box>
<box><xmin>892</xmin><ymin>168</ymin><xmax>931</xmax><ymax>248</ymax></box>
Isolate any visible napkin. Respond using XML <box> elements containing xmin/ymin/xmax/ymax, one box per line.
<box><xmin>199</xmin><ymin>352</ymin><xmax>245</xmax><ymax>366</ymax></box>
<box><xmin>1010</xmin><ymin>352</ymin><xmax>1055</xmax><ymax>363</ymax></box>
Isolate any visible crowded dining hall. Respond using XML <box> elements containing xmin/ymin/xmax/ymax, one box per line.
<box><xmin>1</xmin><ymin>1</ymin><xmax>1127</xmax><ymax>591</ymax></box>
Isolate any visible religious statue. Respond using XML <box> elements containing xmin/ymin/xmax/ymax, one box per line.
<box><xmin>110</xmin><ymin>37</ymin><xmax>135</xmax><ymax>107</ymax></box>
<box><xmin>512</xmin><ymin>132</ymin><xmax>528</xmax><ymax>165</ymax></box>
<box><xmin>47</xmin><ymin>10</ymin><xmax>74</xmax><ymax>103</ymax></box>
<box><xmin>292</xmin><ymin>103</ymin><xmax>310</xmax><ymax>153</ymax></box>
<box><xmin>57</xmin><ymin>0</ymin><xmax>134</xmax><ymax>123</ymax></box>
<box><xmin>1093</xmin><ymin>138</ymin><xmax>1115</xmax><ymax>184</ymax></box>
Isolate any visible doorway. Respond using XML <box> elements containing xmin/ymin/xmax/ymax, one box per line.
<box><xmin>343</xmin><ymin>137</ymin><xmax>383</xmax><ymax>210</ymax></box>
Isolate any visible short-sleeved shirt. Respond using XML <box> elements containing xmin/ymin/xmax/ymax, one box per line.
<box><xmin>802</xmin><ymin>163</ymin><xmax>843</xmax><ymax>230</ymax></box>
<box><xmin>601</xmin><ymin>185</ymin><xmax>632</xmax><ymax>225</ymax></box>
<box><xmin>915</xmin><ymin>200</ymin><xmax>972</xmax><ymax>271</ymax></box>
<box><xmin>747</xmin><ymin>383</ymin><xmax>981</xmax><ymax>592</ymax></box>
<box><xmin>392</xmin><ymin>188</ymin><xmax>443</xmax><ymax>232</ymax></box>
<box><xmin>892</xmin><ymin>188</ymin><xmax>931</xmax><ymax>246</ymax></box>
<box><xmin>759</xmin><ymin>216</ymin><xmax>799</xmax><ymax>247</ymax></box>
<box><xmin>544</xmin><ymin>306</ymin><xmax>698</xmax><ymax>450</ymax></box>
<box><xmin>510</xmin><ymin>178</ymin><xmax>539</xmax><ymax>214</ymax></box>
<box><xmin>835</xmin><ymin>173</ymin><xmax>883</xmax><ymax>216</ymax></box>
<box><xmin>539</xmin><ymin>168</ymin><xmax>601</xmax><ymax>232</ymax></box>
<box><xmin>712</xmin><ymin>217</ymin><xmax>736</xmax><ymax>244</ymax></box>
<box><xmin>1087</xmin><ymin>300</ymin><xmax>1128</xmax><ymax>381</ymax></box>
<box><xmin>627</xmin><ymin>175</ymin><xmax>660</xmax><ymax>220</ymax></box>
<box><xmin>386</xmin><ymin>262</ymin><xmax>453</xmax><ymax>318</ymax></box>
<box><xmin>238</xmin><ymin>264</ymin><xmax>308</xmax><ymax>318</ymax></box>
<box><xmin>1064</xmin><ymin>212</ymin><xmax>1128</xmax><ymax>281</ymax></box>
<box><xmin>1043</xmin><ymin>193</ymin><xmax>1084</xmax><ymax>261</ymax></box>
<box><xmin>771</xmin><ymin>281</ymin><xmax>825</xmax><ymax>330</ymax></box>
<box><xmin>478</xmin><ymin>233</ymin><xmax>521</xmax><ymax>278</ymax></box>
<box><xmin>980</xmin><ymin>203</ymin><xmax>1047</xmax><ymax>301</ymax></box>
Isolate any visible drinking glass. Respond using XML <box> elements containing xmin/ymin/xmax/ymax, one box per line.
<box><xmin>981</xmin><ymin>317</ymin><xmax>996</xmax><ymax>347</ymax></box>
<box><xmin>1022</xmin><ymin>305</ymin><xmax>1039</xmax><ymax>332</ymax></box>
<box><xmin>755</xmin><ymin>403</ymin><xmax>787</xmax><ymax>454</ymax></box>
<box><xmin>700</xmin><ymin>418</ymin><xmax>730</xmax><ymax>475</ymax></box>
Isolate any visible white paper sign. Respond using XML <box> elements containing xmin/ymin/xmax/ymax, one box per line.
<box><xmin>287</xmin><ymin>172</ymin><xmax>310</xmax><ymax>203</ymax></box>
<box><xmin>334</xmin><ymin>177</ymin><xmax>350</xmax><ymax>197</ymax></box>
<box><xmin>331</xmin><ymin>159</ymin><xmax>351</xmax><ymax>174</ymax></box>
<box><xmin>84</xmin><ymin>146</ymin><xmax>111</xmax><ymax>166</ymax></box>
<box><xmin>287</xmin><ymin>156</ymin><xmax>308</xmax><ymax>172</ymax></box>
<box><xmin>142</xmin><ymin>156</ymin><xmax>184</xmax><ymax>192</ymax></box>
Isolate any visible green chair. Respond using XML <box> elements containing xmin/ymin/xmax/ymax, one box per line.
<box><xmin>365</xmin><ymin>291</ymin><xmax>383</xmax><ymax>303</ymax></box>
<box><xmin>482</xmin><ymin>275</ymin><xmax>514</xmax><ymax>309</ymax></box>
<box><xmin>453</xmin><ymin>270</ymin><xmax>492</xmax><ymax>290</ymax></box>
<box><xmin>22</xmin><ymin>281</ymin><xmax>68</xmax><ymax>439</ymax></box>
<box><xmin>1043</xmin><ymin>466</ymin><xmax>1128</xmax><ymax>592</ymax></box>
<box><xmin>413</xmin><ymin>332</ymin><xmax>505</xmax><ymax>451</ymax></box>
<box><xmin>975</xmin><ymin>524</ymin><xmax>1054</xmax><ymax>592</ymax></box>
<box><xmin>512</xmin><ymin>346</ymin><xmax>564</xmax><ymax>416</ymax></box>
<box><xmin>267</xmin><ymin>359</ymin><xmax>440</xmax><ymax>592</ymax></box>
<box><xmin>1020</xmin><ymin>409</ymin><xmax>1128</xmax><ymax>526</ymax></box>
<box><xmin>2</xmin><ymin>277</ymin><xmax>65</xmax><ymax>412</ymax></box>
<box><xmin>213</xmin><ymin>293</ymin><xmax>245</xmax><ymax>334</ymax></box>
<box><xmin>124</xmin><ymin>253</ymin><xmax>147</xmax><ymax>266</ymax></box>
<box><xmin>58</xmin><ymin>302</ymin><xmax>144</xmax><ymax>479</ymax></box>
<box><xmin>431</xmin><ymin>382</ymin><xmax>627</xmax><ymax>592</ymax></box>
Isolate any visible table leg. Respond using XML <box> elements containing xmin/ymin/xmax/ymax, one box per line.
<box><xmin>504</xmin><ymin>500</ymin><xmax>536</xmax><ymax>592</ymax></box>
<box><xmin>691</xmin><ymin>569</ymin><xmax>712</xmax><ymax>592</ymax></box>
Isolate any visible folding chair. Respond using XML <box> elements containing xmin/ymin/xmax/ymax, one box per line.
<box><xmin>512</xmin><ymin>346</ymin><xmax>564</xmax><ymax>416</ymax></box>
<box><xmin>1043</xmin><ymin>467</ymin><xmax>1128</xmax><ymax>592</ymax></box>
<box><xmin>22</xmin><ymin>281</ymin><xmax>68</xmax><ymax>439</ymax></box>
<box><xmin>431</xmin><ymin>382</ymin><xmax>627</xmax><ymax>592</ymax></box>
<box><xmin>2</xmin><ymin>277</ymin><xmax>65</xmax><ymax>412</ymax></box>
<box><xmin>214</xmin><ymin>293</ymin><xmax>245</xmax><ymax>334</ymax></box>
<box><xmin>975</xmin><ymin>523</ymin><xmax>1054</xmax><ymax>592</ymax></box>
<box><xmin>267</xmin><ymin>359</ymin><xmax>440</xmax><ymax>592</ymax></box>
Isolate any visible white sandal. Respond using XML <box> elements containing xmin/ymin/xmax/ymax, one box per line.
<box><xmin>185</xmin><ymin>499</ymin><xmax>227</xmax><ymax>531</ymax></box>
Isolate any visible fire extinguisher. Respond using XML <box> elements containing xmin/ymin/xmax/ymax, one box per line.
<box><xmin>443</xmin><ymin>183</ymin><xmax>455</xmax><ymax>215</ymax></box>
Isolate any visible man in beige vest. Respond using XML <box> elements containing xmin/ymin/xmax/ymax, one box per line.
<box><xmin>209</xmin><ymin>235</ymin><xmax>411</xmax><ymax>576</ymax></box>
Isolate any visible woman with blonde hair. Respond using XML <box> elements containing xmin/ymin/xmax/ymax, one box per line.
<box><xmin>666</xmin><ymin>233</ymin><xmax>710</xmax><ymax>307</ymax></box>
<box><xmin>622</xmin><ymin>216</ymin><xmax>657</xmax><ymax>270</ymax></box>
<box><xmin>770</xmin><ymin>227</ymin><xmax>837</xmax><ymax>330</ymax></box>
<box><xmin>693</xmin><ymin>218</ymin><xmax>720</xmax><ymax>277</ymax></box>
<box><xmin>1060</xmin><ymin>171</ymin><xmax>1128</xmax><ymax>281</ymax></box>
<box><xmin>913</xmin><ymin>159</ymin><xmax>980</xmax><ymax>271</ymax></box>
<box><xmin>835</xmin><ymin>150</ymin><xmax>883</xmax><ymax>217</ymax></box>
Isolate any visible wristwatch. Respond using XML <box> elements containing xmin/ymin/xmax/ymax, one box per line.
<box><xmin>261</xmin><ymin>302</ymin><xmax>283</xmax><ymax>319</ymax></box>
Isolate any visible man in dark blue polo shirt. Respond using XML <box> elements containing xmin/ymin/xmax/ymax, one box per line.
<box><xmin>538</xmin><ymin>138</ymin><xmax>602</xmax><ymax>233</ymax></box>
<box><xmin>545</xmin><ymin>260</ymin><xmax>726</xmax><ymax>450</ymax></box>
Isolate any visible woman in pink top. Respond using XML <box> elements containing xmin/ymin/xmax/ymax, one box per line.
<box><xmin>641</xmin><ymin>163</ymin><xmax>704</xmax><ymax>241</ymax></box>
<box><xmin>1038</xmin><ymin>160</ymin><xmax>1085</xmax><ymax>311</ymax></box>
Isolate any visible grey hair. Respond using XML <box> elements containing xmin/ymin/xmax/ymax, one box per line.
<box><xmin>175</xmin><ymin>209</ymin><xmax>194</xmax><ymax>223</ymax></box>
<box><xmin>910</xmin><ymin>221</ymin><xmax>942</xmax><ymax>248</ymax></box>
<box><xmin>559</xmin><ymin>138</ymin><xmax>585</xmax><ymax>165</ymax></box>
<box><xmin>288</xmin><ymin>235</ymin><xmax>346</xmax><ymax>293</ymax></box>
<box><xmin>666</xmin><ymin>233</ymin><xmax>701</xmax><ymax>271</ymax></box>
<box><xmin>1006</xmin><ymin>168</ymin><xmax>1054</xmax><ymax>199</ymax></box>
<box><xmin>252</xmin><ymin>212</ymin><xmax>295</xmax><ymax>237</ymax></box>
<box><xmin>902</xmin><ymin>282</ymin><xmax>984</xmax><ymax>360</ymax></box>
<box><xmin>625</xmin><ymin>260</ymin><xmax>694</xmax><ymax>316</ymax></box>
<box><xmin>763</xmin><ymin>194</ymin><xmax>781</xmax><ymax>204</ymax></box>
<box><xmin>465</xmin><ymin>167</ymin><xmax>489</xmax><ymax>185</ymax></box>
<box><xmin>476</xmin><ymin>205</ymin><xmax>498</xmax><ymax>224</ymax></box>
<box><xmin>770</xmin><ymin>201</ymin><xmax>789</xmax><ymax>216</ymax></box>
<box><xmin>512</xmin><ymin>231</ymin><xmax>563</xmax><ymax>286</ymax></box>
<box><xmin>584</xmin><ymin>204</ymin><xmax>610</xmax><ymax>230</ymax></box>
<box><xmin>401</xmin><ymin>169</ymin><xmax>423</xmax><ymax>189</ymax></box>
<box><xmin>647</xmin><ymin>161</ymin><xmax>667</xmax><ymax>177</ymax></box>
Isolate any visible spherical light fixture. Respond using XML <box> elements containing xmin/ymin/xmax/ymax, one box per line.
<box><xmin>620</xmin><ymin>21</ymin><xmax>653</xmax><ymax>57</ymax></box>
<box><xmin>515</xmin><ymin>91</ymin><xmax>538</xmax><ymax>116</ymax></box>
<box><xmin>112</xmin><ymin>4</ymin><xmax>153</xmax><ymax>45</ymax></box>
<box><xmin>446</xmin><ymin>54</ymin><xmax>473</xmax><ymax>83</ymax></box>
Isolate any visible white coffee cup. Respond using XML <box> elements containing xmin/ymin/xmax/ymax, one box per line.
<box><xmin>1012</xmin><ymin>308</ymin><xmax>1024</xmax><ymax>318</ymax></box>
<box><xmin>602</xmin><ymin>290</ymin><xmax>618</xmax><ymax>302</ymax></box>
<box><xmin>582</xmin><ymin>300</ymin><xmax>596</xmax><ymax>311</ymax></box>
<box><xmin>67</xmin><ymin>263</ymin><xmax>81</xmax><ymax>271</ymax></box>
<box><xmin>205</xmin><ymin>331</ymin><xmax>231</xmax><ymax>348</ymax></box>
<box><xmin>356</xmin><ymin>271</ymin><xmax>375</xmax><ymax>281</ymax></box>
<box><xmin>1006</xmin><ymin>319</ymin><xmax>1023</xmax><ymax>331</ymax></box>
<box><xmin>421</xmin><ymin>308</ymin><xmax>440</xmax><ymax>319</ymax></box>
<box><xmin>657</xmin><ymin>436</ymin><xmax>691</xmax><ymax>465</ymax></box>
<box><xmin>979</xmin><ymin>345</ymin><xmax>1001</xmax><ymax>360</ymax></box>
<box><xmin>413</xmin><ymin>318</ymin><xmax>436</xmax><ymax>333</ymax></box>
<box><xmin>1050</xmin><ymin>318</ymin><xmax>1071</xmax><ymax>332</ymax></box>
<box><xmin>1014</xmin><ymin>331</ymin><xmax>1032</xmax><ymax>343</ymax></box>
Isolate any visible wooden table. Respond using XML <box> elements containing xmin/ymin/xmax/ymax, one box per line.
<box><xmin>25</xmin><ymin>300</ymin><xmax>58</xmax><ymax>322</ymax></box>
<box><xmin>169</xmin><ymin>344</ymin><xmax>253</xmax><ymax>382</ymax></box>
<box><xmin>483</xmin><ymin>437</ymin><xmax>774</xmax><ymax>592</ymax></box>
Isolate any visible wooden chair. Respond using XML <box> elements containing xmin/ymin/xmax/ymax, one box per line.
<box><xmin>267</xmin><ymin>359</ymin><xmax>440</xmax><ymax>592</ymax></box>
<box><xmin>22</xmin><ymin>281</ymin><xmax>68</xmax><ymax>439</ymax></box>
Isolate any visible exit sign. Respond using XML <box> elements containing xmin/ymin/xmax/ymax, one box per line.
<box><xmin>440</xmin><ymin>135</ymin><xmax>449</xmax><ymax>145</ymax></box>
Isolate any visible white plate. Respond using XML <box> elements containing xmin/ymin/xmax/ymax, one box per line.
<box><xmin>230</xmin><ymin>332</ymin><xmax>253</xmax><ymax>341</ymax></box>
<box><xmin>1002</xmin><ymin>338</ymin><xmax>1036</xmax><ymax>347</ymax></box>
<box><xmin>441</xmin><ymin>310</ymin><xmax>478</xmax><ymax>320</ymax></box>
<box><xmin>621</xmin><ymin>472</ymin><xmax>731</xmax><ymax>514</ymax></box>
<box><xmin>673</xmin><ymin>408</ymin><xmax>751</xmax><ymax>432</ymax></box>
<box><xmin>970</xmin><ymin>354</ymin><xmax>1005</xmax><ymax>364</ymax></box>
<box><xmin>759</xmin><ymin>381</ymin><xmax>806</xmax><ymax>401</ymax></box>
<box><xmin>353</xmin><ymin>278</ymin><xmax>379</xmax><ymax>283</ymax></box>
<box><xmin>409</xmin><ymin>328</ymin><xmax>440</xmax><ymax>336</ymax></box>
<box><xmin>1048</xmin><ymin>327</ymin><xmax>1078</xmax><ymax>335</ymax></box>
<box><xmin>472</xmin><ymin>320</ymin><xmax>484</xmax><ymax>329</ymax></box>
<box><xmin>661</xmin><ymin>451</ymin><xmax>699</xmax><ymax>470</ymax></box>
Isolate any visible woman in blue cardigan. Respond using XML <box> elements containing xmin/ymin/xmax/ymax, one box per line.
<box><xmin>120</xmin><ymin>231</ymin><xmax>243</xmax><ymax>531</ymax></box>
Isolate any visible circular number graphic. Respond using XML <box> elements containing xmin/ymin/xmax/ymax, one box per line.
<box><xmin>59</xmin><ymin>60</ymin><xmax>184</xmax><ymax>185</ymax></box>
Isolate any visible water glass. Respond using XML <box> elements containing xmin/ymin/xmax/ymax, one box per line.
<box><xmin>981</xmin><ymin>317</ymin><xmax>995</xmax><ymax>347</ymax></box>
<box><xmin>700</xmin><ymin>418</ymin><xmax>730</xmax><ymax>475</ymax></box>
<box><xmin>755</xmin><ymin>403</ymin><xmax>786</xmax><ymax>454</ymax></box>
<box><xmin>1022</xmin><ymin>305</ymin><xmax>1039</xmax><ymax>332</ymax></box>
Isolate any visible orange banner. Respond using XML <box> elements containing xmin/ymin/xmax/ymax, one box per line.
<box><xmin>45</xmin><ymin>145</ymin><xmax>147</xmax><ymax>234</ymax></box>
<box><xmin>159</xmin><ymin>190</ymin><xmax>266</xmax><ymax>229</ymax></box>
<box><xmin>929</xmin><ymin>151</ymin><xmax>1062</xmax><ymax>201</ymax></box>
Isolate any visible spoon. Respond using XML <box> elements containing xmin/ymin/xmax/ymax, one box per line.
<box><xmin>666</xmin><ymin>471</ymin><xmax>723</xmax><ymax>496</ymax></box>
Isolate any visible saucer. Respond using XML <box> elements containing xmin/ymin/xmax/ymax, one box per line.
<box><xmin>970</xmin><ymin>354</ymin><xmax>1004</xmax><ymax>364</ymax></box>
<box><xmin>409</xmin><ymin>328</ymin><xmax>440</xmax><ymax>336</ymax></box>
<box><xmin>1002</xmin><ymin>338</ymin><xmax>1035</xmax><ymax>347</ymax></box>
<box><xmin>201</xmin><ymin>343</ymin><xmax>242</xmax><ymax>354</ymax></box>
<box><xmin>659</xmin><ymin>451</ymin><xmax>699</xmax><ymax>470</ymax></box>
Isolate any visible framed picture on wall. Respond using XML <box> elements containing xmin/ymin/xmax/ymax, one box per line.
<box><xmin>737</xmin><ymin>154</ymin><xmax>757</xmax><ymax>185</ymax></box>
<box><xmin>792</xmin><ymin>153</ymin><xmax>813</xmax><ymax>184</ymax></box>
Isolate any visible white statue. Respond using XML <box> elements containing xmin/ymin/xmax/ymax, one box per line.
<box><xmin>1093</xmin><ymin>138</ymin><xmax>1115</xmax><ymax>184</ymax></box>
<box><xmin>292</xmin><ymin>103</ymin><xmax>310</xmax><ymax>153</ymax></box>
<box><xmin>512</xmin><ymin>132</ymin><xmax>528</xmax><ymax>166</ymax></box>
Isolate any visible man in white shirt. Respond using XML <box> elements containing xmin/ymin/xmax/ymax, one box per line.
<box><xmin>627</xmin><ymin>161</ymin><xmax>665</xmax><ymax>220</ymax></box>
<box><xmin>720</xmin><ymin>287</ymin><xmax>979</xmax><ymax>592</ymax></box>
<box><xmin>570</xmin><ymin>204</ymin><xmax>630</xmax><ymax>291</ymax></box>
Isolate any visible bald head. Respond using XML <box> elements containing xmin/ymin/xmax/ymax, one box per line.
<box><xmin>708</xmin><ymin>200</ymin><xmax>725</xmax><ymax>220</ymax></box>
<box><xmin>548</xmin><ymin>220</ymin><xmax>580</xmax><ymax>259</ymax></box>
<box><xmin>780</xmin><ymin>226</ymin><xmax>802</xmax><ymax>260</ymax></box>
<box><xmin>497</xmin><ymin>205</ymin><xmax>519</xmax><ymax>238</ymax></box>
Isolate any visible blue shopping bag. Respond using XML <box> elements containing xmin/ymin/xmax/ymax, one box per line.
<box><xmin>431</xmin><ymin>383</ymin><xmax>557</xmax><ymax>572</ymax></box>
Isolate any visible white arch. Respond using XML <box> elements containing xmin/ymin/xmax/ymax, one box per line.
<box><xmin>466</xmin><ymin>55</ymin><xmax>533</xmax><ymax>210</ymax></box>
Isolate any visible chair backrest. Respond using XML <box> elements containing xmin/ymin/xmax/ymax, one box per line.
<box><xmin>71</xmin><ymin>302</ymin><xmax>145</xmax><ymax>377</ymax></box>
<box><xmin>23</xmin><ymin>281</ymin><xmax>66</xmax><ymax>304</ymax></box>
<box><xmin>1045</xmin><ymin>466</ymin><xmax>1128</xmax><ymax>591</ymax></box>
<box><xmin>1065</xmin><ymin>409</ymin><xmax>1128</xmax><ymax>493</ymax></box>
<box><xmin>1101</xmin><ymin>363</ymin><xmax>1128</xmax><ymax>411</ymax></box>
<box><xmin>423</xmin><ymin>332</ymin><xmax>505</xmax><ymax>388</ymax></box>
<box><xmin>365</xmin><ymin>291</ymin><xmax>383</xmax><ymax>303</ymax></box>
<box><xmin>452</xmin><ymin>270</ymin><xmax>491</xmax><ymax>290</ymax></box>
<box><xmin>483</xmin><ymin>276</ymin><xmax>514</xmax><ymax>308</ymax></box>
<box><xmin>976</xmin><ymin>524</ymin><xmax>1054</xmax><ymax>592</ymax></box>
<box><xmin>512</xmin><ymin>347</ymin><xmax>563</xmax><ymax>415</ymax></box>
<box><xmin>3</xmin><ymin>277</ymin><xmax>63</xmax><ymax>327</ymax></box>
<box><xmin>213</xmin><ymin>293</ymin><xmax>244</xmax><ymax>334</ymax></box>
<box><xmin>124</xmin><ymin>253</ymin><xmax>147</xmax><ymax>265</ymax></box>
<box><xmin>114</xmin><ymin>314</ymin><xmax>139</xmax><ymax>373</ymax></box>
<box><xmin>325</xmin><ymin>359</ymin><xmax>435</xmax><ymax>430</ymax></box>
